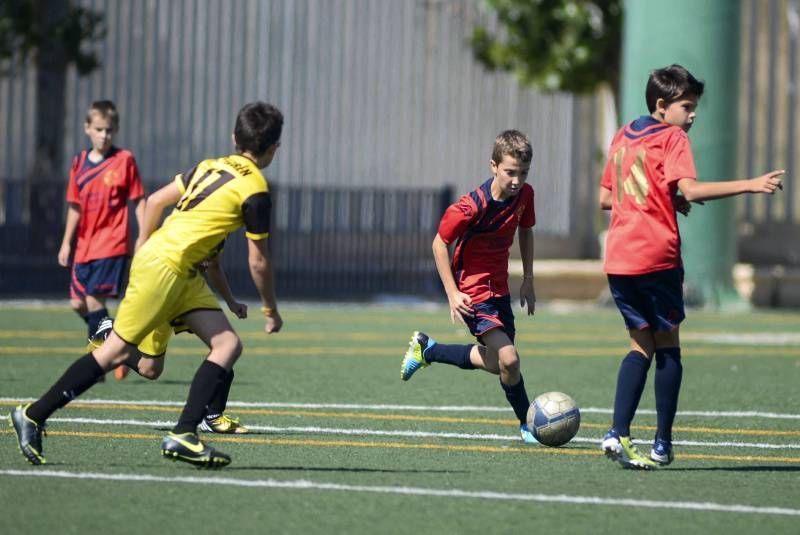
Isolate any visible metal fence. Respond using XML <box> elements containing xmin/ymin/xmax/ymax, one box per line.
<box><xmin>0</xmin><ymin>0</ymin><xmax>798</xmax><ymax>299</ymax></box>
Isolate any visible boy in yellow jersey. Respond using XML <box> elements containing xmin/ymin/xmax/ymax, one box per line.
<box><xmin>10</xmin><ymin>102</ymin><xmax>284</xmax><ymax>468</ymax></box>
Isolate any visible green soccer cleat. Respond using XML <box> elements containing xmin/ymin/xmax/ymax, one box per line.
<box><xmin>199</xmin><ymin>413</ymin><xmax>249</xmax><ymax>434</ymax></box>
<box><xmin>617</xmin><ymin>436</ymin><xmax>658</xmax><ymax>470</ymax></box>
<box><xmin>8</xmin><ymin>404</ymin><xmax>46</xmax><ymax>465</ymax></box>
<box><xmin>602</xmin><ymin>429</ymin><xmax>657</xmax><ymax>470</ymax></box>
<box><xmin>161</xmin><ymin>432</ymin><xmax>231</xmax><ymax>469</ymax></box>
<box><xmin>400</xmin><ymin>331</ymin><xmax>431</xmax><ymax>381</ymax></box>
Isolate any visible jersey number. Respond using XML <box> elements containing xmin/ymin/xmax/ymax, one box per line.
<box><xmin>613</xmin><ymin>147</ymin><xmax>649</xmax><ymax>205</ymax></box>
<box><xmin>176</xmin><ymin>169</ymin><xmax>235</xmax><ymax>211</ymax></box>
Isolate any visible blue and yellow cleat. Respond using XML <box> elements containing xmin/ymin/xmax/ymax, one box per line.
<box><xmin>520</xmin><ymin>423</ymin><xmax>539</xmax><ymax>444</ymax></box>
<box><xmin>650</xmin><ymin>438</ymin><xmax>674</xmax><ymax>466</ymax></box>
<box><xmin>161</xmin><ymin>432</ymin><xmax>231</xmax><ymax>469</ymax></box>
<box><xmin>400</xmin><ymin>331</ymin><xmax>432</xmax><ymax>381</ymax></box>
<box><xmin>9</xmin><ymin>404</ymin><xmax>46</xmax><ymax>465</ymax></box>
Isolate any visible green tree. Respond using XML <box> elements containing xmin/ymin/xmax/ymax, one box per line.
<box><xmin>470</xmin><ymin>0</ymin><xmax>622</xmax><ymax>97</ymax></box>
<box><xmin>1</xmin><ymin>0</ymin><xmax>105</xmax><ymax>180</ymax></box>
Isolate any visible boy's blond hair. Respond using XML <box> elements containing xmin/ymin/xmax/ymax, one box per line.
<box><xmin>85</xmin><ymin>100</ymin><xmax>119</xmax><ymax>130</ymax></box>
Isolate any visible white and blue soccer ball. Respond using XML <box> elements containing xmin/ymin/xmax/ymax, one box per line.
<box><xmin>527</xmin><ymin>391</ymin><xmax>581</xmax><ymax>447</ymax></box>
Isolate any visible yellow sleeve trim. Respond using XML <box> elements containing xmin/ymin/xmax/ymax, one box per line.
<box><xmin>246</xmin><ymin>231</ymin><xmax>270</xmax><ymax>241</ymax></box>
<box><xmin>174</xmin><ymin>174</ymin><xmax>186</xmax><ymax>194</ymax></box>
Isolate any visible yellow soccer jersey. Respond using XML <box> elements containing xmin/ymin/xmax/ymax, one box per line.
<box><xmin>144</xmin><ymin>154</ymin><xmax>271</xmax><ymax>277</ymax></box>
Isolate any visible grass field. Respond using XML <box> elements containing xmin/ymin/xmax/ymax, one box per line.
<box><xmin>1</xmin><ymin>301</ymin><xmax>799</xmax><ymax>534</ymax></box>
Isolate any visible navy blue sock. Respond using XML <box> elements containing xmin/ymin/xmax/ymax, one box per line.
<box><xmin>173</xmin><ymin>361</ymin><xmax>228</xmax><ymax>434</ymax></box>
<box><xmin>86</xmin><ymin>308</ymin><xmax>109</xmax><ymax>339</ymax></box>
<box><xmin>501</xmin><ymin>375</ymin><xmax>531</xmax><ymax>424</ymax></box>
<box><xmin>654</xmin><ymin>347</ymin><xmax>682</xmax><ymax>442</ymax></box>
<box><xmin>27</xmin><ymin>353</ymin><xmax>105</xmax><ymax>424</ymax></box>
<box><xmin>612</xmin><ymin>351</ymin><xmax>651</xmax><ymax>436</ymax></box>
<box><xmin>80</xmin><ymin>314</ymin><xmax>89</xmax><ymax>325</ymax></box>
<box><xmin>422</xmin><ymin>337</ymin><xmax>474</xmax><ymax>370</ymax></box>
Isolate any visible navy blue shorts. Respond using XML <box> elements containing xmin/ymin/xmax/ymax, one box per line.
<box><xmin>607</xmin><ymin>267</ymin><xmax>685</xmax><ymax>332</ymax></box>
<box><xmin>70</xmin><ymin>255</ymin><xmax>128</xmax><ymax>300</ymax></box>
<box><xmin>462</xmin><ymin>295</ymin><xmax>516</xmax><ymax>343</ymax></box>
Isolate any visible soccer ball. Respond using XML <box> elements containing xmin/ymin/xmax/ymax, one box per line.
<box><xmin>527</xmin><ymin>391</ymin><xmax>581</xmax><ymax>447</ymax></box>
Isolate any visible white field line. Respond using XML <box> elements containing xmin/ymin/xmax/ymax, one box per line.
<box><xmin>0</xmin><ymin>469</ymin><xmax>798</xmax><ymax>517</ymax></box>
<box><xmin>2</xmin><ymin>397</ymin><xmax>800</xmax><ymax>420</ymax></box>
<box><xmin>6</xmin><ymin>415</ymin><xmax>799</xmax><ymax>451</ymax></box>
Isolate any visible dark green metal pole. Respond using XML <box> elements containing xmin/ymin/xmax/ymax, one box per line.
<box><xmin>621</xmin><ymin>0</ymin><xmax>744</xmax><ymax>309</ymax></box>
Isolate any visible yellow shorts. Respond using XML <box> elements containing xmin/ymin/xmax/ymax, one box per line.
<box><xmin>115</xmin><ymin>249</ymin><xmax>220</xmax><ymax>356</ymax></box>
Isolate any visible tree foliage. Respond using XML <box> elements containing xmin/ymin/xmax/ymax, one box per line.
<box><xmin>470</xmin><ymin>0</ymin><xmax>622</xmax><ymax>95</ymax></box>
<box><xmin>0</xmin><ymin>0</ymin><xmax>105</xmax><ymax>76</ymax></box>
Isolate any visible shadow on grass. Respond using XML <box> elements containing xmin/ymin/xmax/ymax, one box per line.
<box><xmin>669</xmin><ymin>465</ymin><xmax>800</xmax><ymax>473</ymax></box>
<box><xmin>226</xmin><ymin>465</ymin><xmax>468</xmax><ymax>474</ymax></box>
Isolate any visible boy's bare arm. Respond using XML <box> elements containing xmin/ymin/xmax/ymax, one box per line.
<box><xmin>132</xmin><ymin>196</ymin><xmax>146</xmax><ymax>242</ymax></box>
<box><xmin>247</xmin><ymin>238</ymin><xmax>282</xmax><ymax>334</ymax></box>
<box><xmin>599</xmin><ymin>186</ymin><xmax>612</xmax><ymax>210</ymax></box>
<box><xmin>137</xmin><ymin>181</ymin><xmax>181</xmax><ymax>249</ymax></box>
<box><xmin>518</xmin><ymin>226</ymin><xmax>536</xmax><ymax>316</ymax></box>
<box><xmin>58</xmin><ymin>203</ymin><xmax>81</xmax><ymax>267</ymax></box>
<box><xmin>677</xmin><ymin>170</ymin><xmax>784</xmax><ymax>203</ymax></box>
<box><xmin>432</xmin><ymin>233</ymin><xmax>473</xmax><ymax>323</ymax></box>
<box><xmin>203</xmin><ymin>255</ymin><xmax>247</xmax><ymax>319</ymax></box>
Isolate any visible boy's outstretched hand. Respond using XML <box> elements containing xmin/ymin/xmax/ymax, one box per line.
<box><xmin>520</xmin><ymin>278</ymin><xmax>536</xmax><ymax>316</ymax></box>
<box><xmin>751</xmin><ymin>169</ymin><xmax>784</xmax><ymax>193</ymax></box>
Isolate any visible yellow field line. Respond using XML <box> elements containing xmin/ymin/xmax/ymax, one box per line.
<box><xmin>1</xmin><ymin>428</ymin><xmax>798</xmax><ymax>463</ymax></box>
<box><xmin>2</xmin><ymin>400</ymin><xmax>797</xmax><ymax>438</ymax></box>
<box><xmin>1</xmin><ymin>345</ymin><xmax>799</xmax><ymax>358</ymax></box>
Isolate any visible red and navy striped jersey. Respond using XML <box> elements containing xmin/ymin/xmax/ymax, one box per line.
<box><xmin>66</xmin><ymin>147</ymin><xmax>145</xmax><ymax>262</ymax></box>
<box><xmin>600</xmin><ymin>116</ymin><xmax>697</xmax><ymax>275</ymax></box>
<box><xmin>438</xmin><ymin>178</ymin><xmax>535</xmax><ymax>303</ymax></box>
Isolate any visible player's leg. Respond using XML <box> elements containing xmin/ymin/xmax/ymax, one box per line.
<box><xmin>161</xmin><ymin>309</ymin><xmax>240</xmax><ymax>468</ymax></box>
<box><xmin>199</xmin><ymin>368</ymin><xmax>249</xmax><ymax>434</ymax></box>
<box><xmin>10</xmin><ymin>333</ymin><xmax>136</xmax><ymax>465</ymax></box>
<box><xmin>651</xmin><ymin>329</ymin><xmax>681</xmax><ymax>465</ymax></box>
<box><xmin>400</xmin><ymin>331</ymin><xmax>475</xmax><ymax>380</ymax></box>
<box><xmin>69</xmin><ymin>264</ymin><xmax>90</xmax><ymax>325</ymax></box>
<box><xmin>645</xmin><ymin>267</ymin><xmax>685</xmax><ymax>466</ymax></box>
<box><xmin>481</xmin><ymin>328</ymin><xmax>536</xmax><ymax>443</ymax></box>
<box><xmin>602</xmin><ymin>273</ymin><xmax>658</xmax><ymax>469</ymax></box>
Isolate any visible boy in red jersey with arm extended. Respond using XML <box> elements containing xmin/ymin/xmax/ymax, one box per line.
<box><xmin>400</xmin><ymin>130</ymin><xmax>539</xmax><ymax>444</ymax></box>
<box><xmin>598</xmin><ymin>65</ymin><xmax>783</xmax><ymax>470</ymax></box>
<box><xmin>58</xmin><ymin>100</ymin><xmax>145</xmax><ymax>347</ymax></box>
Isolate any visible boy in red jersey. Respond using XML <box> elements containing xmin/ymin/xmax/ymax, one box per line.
<box><xmin>58</xmin><ymin>100</ymin><xmax>145</xmax><ymax>370</ymax></box>
<box><xmin>400</xmin><ymin>130</ymin><xmax>539</xmax><ymax>443</ymax></box>
<box><xmin>599</xmin><ymin>65</ymin><xmax>784</xmax><ymax>469</ymax></box>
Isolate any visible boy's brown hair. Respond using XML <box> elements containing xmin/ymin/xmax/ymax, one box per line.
<box><xmin>491</xmin><ymin>130</ymin><xmax>532</xmax><ymax>164</ymax></box>
<box><xmin>85</xmin><ymin>100</ymin><xmax>119</xmax><ymax>130</ymax></box>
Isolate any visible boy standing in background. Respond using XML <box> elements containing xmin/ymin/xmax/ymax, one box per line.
<box><xmin>58</xmin><ymin>100</ymin><xmax>145</xmax><ymax>382</ymax></box>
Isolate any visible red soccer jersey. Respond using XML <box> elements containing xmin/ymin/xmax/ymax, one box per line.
<box><xmin>600</xmin><ymin>116</ymin><xmax>697</xmax><ymax>275</ymax></box>
<box><xmin>66</xmin><ymin>147</ymin><xmax>145</xmax><ymax>262</ymax></box>
<box><xmin>438</xmin><ymin>178</ymin><xmax>535</xmax><ymax>303</ymax></box>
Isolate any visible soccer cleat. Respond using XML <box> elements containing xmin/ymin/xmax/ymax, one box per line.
<box><xmin>519</xmin><ymin>423</ymin><xmax>539</xmax><ymax>444</ymax></box>
<box><xmin>400</xmin><ymin>331</ymin><xmax>431</xmax><ymax>381</ymax></box>
<box><xmin>87</xmin><ymin>316</ymin><xmax>114</xmax><ymax>352</ymax></box>
<box><xmin>601</xmin><ymin>428</ymin><xmax>622</xmax><ymax>459</ymax></box>
<box><xmin>8</xmin><ymin>404</ymin><xmax>46</xmax><ymax>465</ymax></box>
<box><xmin>616</xmin><ymin>437</ymin><xmax>658</xmax><ymax>470</ymax></box>
<box><xmin>650</xmin><ymin>438</ymin><xmax>674</xmax><ymax>466</ymax></box>
<box><xmin>198</xmin><ymin>414</ymin><xmax>249</xmax><ymax>434</ymax></box>
<box><xmin>161</xmin><ymin>432</ymin><xmax>231</xmax><ymax>469</ymax></box>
